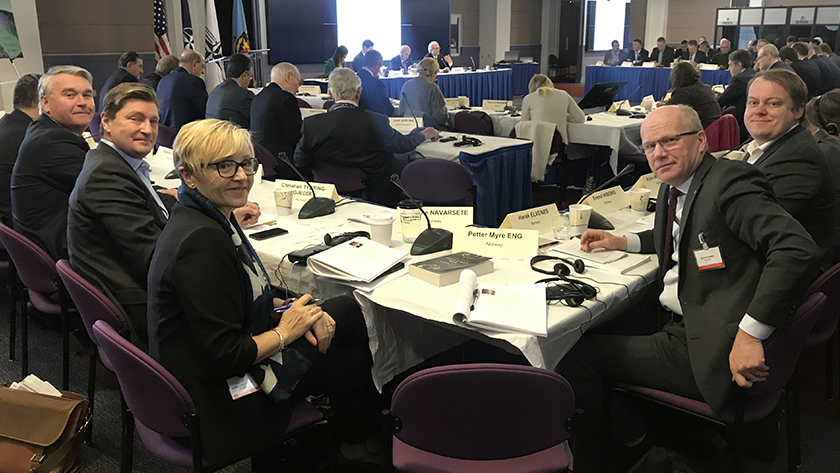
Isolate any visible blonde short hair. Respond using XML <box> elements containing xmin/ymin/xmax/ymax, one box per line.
<box><xmin>416</xmin><ymin>57</ymin><xmax>439</xmax><ymax>78</ymax></box>
<box><xmin>174</xmin><ymin>119</ymin><xmax>253</xmax><ymax>170</ymax></box>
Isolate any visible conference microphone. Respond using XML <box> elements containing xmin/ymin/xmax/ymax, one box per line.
<box><xmin>470</xmin><ymin>56</ymin><xmax>477</xmax><ymax>71</ymax></box>
<box><xmin>575</xmin><ymin>163</ymin><xmax>637</xmax><ymax>230</ymax></box>
<box><xmin>390</xmin><ymin>174</ymin><xmax>453</xmax><ymax>255</ymax></box>
<box><xmin>616</xmin><ymin>84</ymin><xmax>643</xmax><ymax>116</ymax></box>
<box><xmin>276</xmin><ymin>152</ymin><xmax>336</xmax><ymax>219</ymax></box>
<box><xmin>401</xmin><ymin>92</ymin><xmax>420</xmax><ymax>129</ymax></box>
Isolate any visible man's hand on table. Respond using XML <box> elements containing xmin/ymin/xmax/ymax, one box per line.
<box><xmin>234</xmin><ymin>201</ymin><xmax>261</xmax><ymax>226</ymax></box>
<box><xmin>579</xmin><ymin>230</ymin><xmax>628</xmax><ymax>252</ymax></box>
<box><xmin>422</xmin><ymin>127</ymin><xmax>440</xmax><ymax>141</ymax></box>
<box><xmin>729</xmin><ymin>328</ymin><xmax>769</xmax><ymax>388</ymax></box>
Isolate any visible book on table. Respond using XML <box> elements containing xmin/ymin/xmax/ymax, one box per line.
<box><xmin>409</xmin><ymin>251</ymin><xmax>494</xmax><ymax>287</ymax></box>
<box><xmin>307</xmin><ymin>237</ymin><xmax>408</xmax><ymax>283</ymax></box>
<box><xmin>452</xmin><ymin>269</ymin><xmax>547</xmax><ymax>337</ymax></box>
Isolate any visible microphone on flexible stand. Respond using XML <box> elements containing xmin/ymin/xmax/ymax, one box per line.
<box><xmin>277</xmin><ymin>152</ymin><xmax>336</xmax><ymax>219</ymax></box>
<box><xmin>575</xmin><ymin>163</ymin><xmax>637</xmax><ymax>230</ymax></box>
<box><xmin>401</xmin><ymin>92</ymin><xmax>420</xmax><ymax>129</ymax></box>
<box><xmin>616</xmin><ymin>84</ymin><xmax>643</xmax><ymax>116</ymax></box>
<box><xmin>390</xmin><ymin>174</ymin><xmax>453</xmax><ymax>255</ymax></box>
<box><xmin>470</xmin><ymin>56</ymin><xmax>477</xmax><ymax>71</ymax></box>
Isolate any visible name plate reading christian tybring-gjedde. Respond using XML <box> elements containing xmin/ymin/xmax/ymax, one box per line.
<box><xmin>274</xmin><ymin>179</ymin><xmax>339</xmax><ymax>206</ymax></box>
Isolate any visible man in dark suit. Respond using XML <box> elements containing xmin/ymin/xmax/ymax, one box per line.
<box><xmin>352</xmin><ymin>39</ymin><xmax>374</xmax><ymax>73</ymax></box>
<box><xmin>718</xmin><ymin>49</ymin><xmax>755</xmax><ymax>142</ymax></box>
<box><xmin>0</xmin><ymin>74</ymin><xmax>40</xmax><ymax>225</ymax></box>
<box><xmin>358</xmin><ymin>50</ymin><xmax>395</xmax><ymax>117</ymax></box>
<box><xmin>11</xmin><ymin>66</ymin><xmax>95</xmax><ymax>260</ymax></box>
<box><xmin>685</xmin><ymin>39</ymin><xmax>707</xmax><ymax>64</ymax></box>
<box><xmin>557</xmin><ymin>105</ymin><xmax>821</xmax><ymax>472</ymax></box>
<box><xmin>140</xmin><ymin>54</ymin><xmax>178</xmax><ymax>91</ymax></box>
<box><xmin>653</xmin><ymin>37</ymin><xmax>675</xmax><ymax>67</ymax></box>
<box><xmin>603</xmin><ymin>40</ymin><xmax>628</xmax><ymax>65</ymax></box>
<box><xmin>157</xmin><ymin>49</ymin><xmax>207</xmax><ymax>131</ymax></box>
<box><xmin>294</xmin><ymin>68</ymin><xmax>439</xmax><ymax>207</ymax></box>
<box><xmin>206</xmin><ymin>53</ymin><xmax>255</xmax><ymax>129</ymax></box>
<box><xmin>629</xmin><ymin>39</ymin><xmax>649</xmax><ymax>66</ymax></box>
<box><xmin>99</xmin><ymin>51</ymin><xmax>143</xmax><ymax>109</ymax></box>
<box><xmin>425</xmin><ymin>41</ymin><xmax>453</xmax><ymax>72</ymax></box>
<box><xmin>779</xmin><ymin>45</ymin><xmax>823</xmax><ymax>98</ymax></box>
<box><xmin>250</xmin><ymin>62</ymin><xmax>304</xmax><ymax>180</ymax></box>
<box><xmin>709</xmin><ymin>38</ymin><xmax>732</xmax><ymax>68</ymax></box>
<box><xmin>390</xmin><ymin>45</ymin><xmax>412</xmax><ymax>73</ymax></box>
<box><xmin>744</xmin><ymin>69</ymin><xmax>835</xmax><ymax>258</ymax></box>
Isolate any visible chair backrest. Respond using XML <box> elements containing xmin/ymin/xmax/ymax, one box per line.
<box><xmin>311</xmin><ymin>161</ymin><xmax>366</xmax><ymax>193</ymax></box>
<box><xmin>157</xmin><ymin>123</ymin><xmax>177</xmax><ymax>149</ymax></box>
<box><xmin>803</xmin><ymin>261</ymin><xmax>840</xmax><ymax>345</ymax></box>
<box><xmin>453</xmin><ymin>111</ymin><xmax>491</xmax><ymax>135</ymax></box>
<box><xmin>56</xmin><ymin>260</ymin><xmax>129</xmax><ymax>346</ymax></box>
<box><xmin>252</xmin><ymin>142</ymin><xmax>277</xmax><ymax>180</ymax></box>
<box><xmin>88</xmin><ymin>113</ymin><xmax>102</xmax><ymax>142</ymax></box>
<box><xmin>323</xmin><ymin>100</ymin><xmax>335</xmax><ymax>109</ymax></box>
<box><xmin>92</xmin><ymin>320</ymin><xmax>195</xmax><ymax>438</ymax></box>
<box><xmin>391</xmin><ymin>363</ymin><xmax>575</xmax><ymax>461</ymax></box>
<box><xmin>400</xmin><ymin>159</ymin><xmax>473</xmax><ymax>206</ymax></box>
<box><xmin>705</xmin><ymin>114</ymin><xmax>739</xmax><ymax>153</ymax></box>
<box><xmin>721</xmin><ymin>105</ymin><xmax>736</xmax><ymax>116</ymax></box>
<box><xmin>0</xmin><ymin>222</ymin><xmax>58</xmax><ymax>294</ymax></box>
<box><xmin>297</xmin><ymin>97</ymin><xmax>312</xmax><ymax>109</ymax></box>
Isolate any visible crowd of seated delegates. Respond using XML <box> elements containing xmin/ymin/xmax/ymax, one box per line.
<box><xmin>660</xmin><ymin>61</ymin><xmax>720</xmax><ymax>129</ymax></box>
<box><xmin>206</xmin><ymin>53</ymin><xmax>255</xmax><ymax>129</ymax></box>
<box><xmin>398</xmin><ymin>57</ymin><xmax>449</xmax><ymax>130</ymax></box>
<box><xmin>520</xmin><ymin>73</ymin><xmax>584</xmax><ymax>145</ymax></box>
<box><xmin>325</xmin><ymin>45</ymin><xmax>348</xmax><ymax>78</ymax></box>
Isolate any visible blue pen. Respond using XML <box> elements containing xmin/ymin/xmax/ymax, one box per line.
<box><xmin>274</xmin><ymin>304</ymin><xmax>293</xmax><ymax>312</ymax></box>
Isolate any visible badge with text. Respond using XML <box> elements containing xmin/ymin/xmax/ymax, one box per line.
<box><xmin>301</xmin><ymin>108</ymin><xmax>327</xmax><ymax>118</ymax></box>
<box><xmin>389</xmin><ymin>117</ymin><xmax>424</xmax><ymax>134</ymax></box>
<box><xmin>499</xmin><ymin>204</ymin><xmax>561</xmax><ymax>235</ymax></box>
<box><xmin>633</xmin><ymin>172</ymin><xmax>662</xmax><ymax>197</ymax></box>
<box><xmin>298</xmin><ymin>85</ymin><xmax>323</xmax><ymax>95</ymax></box>
<box><xmin>582</xmin><ymin>186</ymin><xmax>631</xmax><ymax>215</ymax></box>
<box><xmin>226</xmin><ymin>374</ymin><xmax>260</xmax><ymax>400</ymax></box>
<box><xmin>694</xmin><ymin>232</ymin><xmax>725</xmax><ymax>271</ymax></box>
<box><xmin>482</xmin><ymin>99</ymin><xmax>512</xmax><ymax>112</ymax></box>
<box><xmin>445</xmin><ymin>97</ymin><xmax>461</xmax><ymax>109</ymax></box>
<box><xmin>452</xmin><ymin>228</ymin><xmax>539</xmax><ymax>259</ymax></box>
<box><xmin>274</xmin><ymin>179</ymin><xmax>339</xmax><ymax>206</ymax></box>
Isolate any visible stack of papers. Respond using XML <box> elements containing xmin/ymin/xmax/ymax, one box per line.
<box><xmin>10</xmin><ymin>374</ymin><xmax>62</xmax><ymax>397</ymax></box>
<box><xmin>308</xmin><ymin>237</ymin><xmax>408</xmax><ymax>283</ymax></box>
<box><xmin>550</xmin><ymin>238</ymin><xmax>652</xmax><ymax>275</ymax></box>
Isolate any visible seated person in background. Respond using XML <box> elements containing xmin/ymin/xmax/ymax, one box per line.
<box><xmin>140</xmin><ymin>54</ymin><xmax>178</xmax><ymax>91</ymax></box>
<box><xmin>806</xmin><ymin>42</ymin><xmax>840</xmax><ymax>92</ymax></box>
<box><xmin>157</xmin><ymin>49</ymin><xmax>207</xmax><ymax>131</ymax></box>
<box><xmin>147</xmin><ymin>119</ymin><xmax>381</xmax><ymax>470</ymax></box>
<box><xmin>358</xmin><ymin>49</ymin><xmax>395</xmax><ymax>117</ymax></box>
<box><xmin>685</xmin><ymin>39</ymin><xmax>706</xmax><ymax>64</ymax></box>
<box><xmin>662</xmin><ymin>62</ymin><xmax>720</xmax><ymax>129</ymax></box>
<box><xmin>744</xmin><ymin>69</ymin><xmax>835</xmax><ymax>262</ymax></box>
<box><xmin>629</xmin><ymin>39</ymin><xmax>649</xmax><ymax>66</ymax></box>
<box><xmin>698</xmin><ymin>40</ymin><xmax>712</xmax><ymax>60</ymax></box>
<box><xmin>425</xmin><ymin>41</ymin><xmax>452</xmax><ymax>72</ymax></box>
<box><xmin>352</xmin><ymin>39</ymin><xmax>373</xmax><ymax>73</ymax></box>
<box><xmin>678</xmin><ymin>39</ymin><xmax>689</xmax><ymax>60</ymax></box>
<box><xmin>0</xmin><ymin>73</ymin><xmax>40</xmax><ymax>226</ymax></box>
<box><xmin>779</xmin><ymin>45</ymin><xmax>823</xmax><ymax>98</ymax></box>
<box><xmin>804</xmin><ymin>90</ymin><xmax>840</xmax><ymax>265</ymax></box>
<box><xmin>821</xmin><ymin>43</ymin><xmax>840</xmax><ymax>69</ymax></box>
<box><xmin>717</xmin><ymin>49</ymin><xmax>755</xmax><ymax>142</ymax></box>
<box><xmin>557</xmin><ymin>104</ymin><xmax>821</xmax><ymax>473</ymax></box>
<box><xmin>250</xmin><ymin>62</ymin><xmax>304</xmax><ymax>181</ymax></box>
<box><xmin>709</xmin><ymin>38</ymin><xmax>732</xmax><ymax>68</ymax></box>
<box><xmin>294</xmin><ymin>68</ymin><xmax>439</xmax><ymax>207</ymax></box>
<box><xmin>652</xmin><ymin>37</ymin><xmax>675</xmax><ymax>67</ymax></box>
<box><xmin>325</xmin><ymin>45</ymin><xmax>347</xmax><ymax>78</ymax></box>
<box><xmin>390</xmin><ymin>45</ymin><xmax>412</xmax><ymax>73</ymax></box>
<box><xmin>11</xmin><ymin>66</ymin><xmax>94</xmax><ymax>260</ymax></box>
<box><xmin>787</xmin><ymin>36</ymin><xmax>797</xmax><ymax>49</ymax></box>
<box><xmin>100</xmin><ymin>51</ymin><xmax>143</xmax><ymax>109</ymax></box>
<box><xmin>521</xmin><ymin>73</ymin><xmax>585</xmax><ymax>145</ymax></box>
<box><xmin>206</xmin><ymin>53</ymin><xmax>255</xmax><ymax>129</ymax></box>
<box><xmin>603</xmin><ymin>40</ymin><xmax>628</xmax><ymax>65</ymax></box>
<box><xmin>754</xmin><ymin>44</ymin><xmax>793</xmax><ymax>72</ymax></box>
<box><xmin>398</xmin><ymin>58</ymin><xmax>449</xmax><ymax>131</ymax></box>
<box><xmin>747</xmin><ymin>39</ymin><xmax>758</xmax><ymax>61</ymax></box>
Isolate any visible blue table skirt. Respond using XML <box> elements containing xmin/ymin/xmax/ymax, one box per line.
<box><xmin>584</xmin><ymin>66</ymin><xmax>732</xmax><ymax>102</ymax></box>
<box><xmin>495</xmin><ymin>63</ymin><xmax>540</xmax><ymax>96</ymax></box>
<box><xmin>458</xmin><ymin>142</ymin><xmax>533</xmax><ymax>227</ymax></box>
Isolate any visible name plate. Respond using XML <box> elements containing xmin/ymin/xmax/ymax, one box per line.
<box><xmin>301</xmin><ymin>108</ymin><xmax>327</xmax><ymax>118</ymax></box>
<box><xmin>453</xmin><ymin>228</ymin><xmax>539</xmax><ymax>259</ymax></box>
<box><xmin>595</xmin><ymin>61</ymin><xmax>605</xmax><ymax>66</ymax></box>
<box><xmin>608</xmin><ymin>101</ymin><xmax>625</xmax><ymax>113</ymax></box>
<box><xmin>499</xmin><ymin>204</ymin><xmax>560</xmax><ymax>235</ymax></box>
<box><xmin>642</xmin><ymin>61</ymin><xmax>656</xmax><ymax>68</ymax></box>
<box><xmin>633</xmin><ymin>173</ymin><xmax>662</xmax><ymax>196</ymax></box>
<box><xmin>389</xmin><ymin>117</ymin><xmax>423</xmax><ymax>134</ymax></box>
<box><xmin>699</xmin><ymin>63</ymin><xmax>719</xmax><ymax>70</ymax></box>
<box><xmin>582</xmin><ymin>185</ymin><xmax>631</xmax><ymax>215</ymax></box>
<box><xmin>298</xmin><ymin>85</ymin><xmax>322</xmax><ymax>95</ymax></box>
<box><xmin>274</xmin><ymin>179</ymin><xmax>339</xmax><ymax>206</ymax></box>
<box><xmin>620</xmin><ymin>61</ymin><xmax>634</xmax><ymax>67</ymax></box>
<box><xmin>458</xmin><ymin>96</ymin><xmax>470</xmax><ymax>107</ymax></box>
<box><xmin>426</xmin><ymin>207</ymin><xmax>473</xmax><ymax>230</ymax></box>
<box><xmin>482</xmin><ymin>100</ymin><xmax>512</xmax><ymax>112</ymax></box>
<box><xmin>445</xmin><ymin>97</ymin><xmax>461</xmax><ymax>109</ymax></box>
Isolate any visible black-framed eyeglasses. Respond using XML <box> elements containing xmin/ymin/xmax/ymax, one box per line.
<box><xmin>641</xmin><ymin>130</ymin><xmax>701</xmax><ymax>154</ymax></box>
<box><xmin>206</xmin><ymin>158</ymin><xmax>259</xmax><ymax>178</ymax></box>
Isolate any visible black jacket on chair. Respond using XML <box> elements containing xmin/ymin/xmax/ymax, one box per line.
<box><xmin>250</xmin><ymin>83</ymin><xmax>302</xmax><ymax>180</ymax></box>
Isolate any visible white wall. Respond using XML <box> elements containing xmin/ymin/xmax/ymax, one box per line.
<box><xmin>0</xmin><ymin>0</ymin><xmax>44</xmax><ymax>112</ymax></box>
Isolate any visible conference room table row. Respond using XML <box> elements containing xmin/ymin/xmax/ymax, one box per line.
<box><xmin>584</xmin><ymin>65</ymin><xmax>731</xmax><ymax>102</ymax></box>
<box><xmin>147</xmin><ymin>151</ymin><xmax>658</xmax><ymax>389</ymax></box>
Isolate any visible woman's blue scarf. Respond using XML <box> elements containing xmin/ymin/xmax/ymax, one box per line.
<box><xmin>178</xmin><ymin>184</ymin><xmax>310</xmax><ymax>403</ymax></box>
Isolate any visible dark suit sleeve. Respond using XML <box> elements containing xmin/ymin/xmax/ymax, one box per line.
<box><xmin>292</xmin><ymin>122</ymin><xmax>311</xmax><ymax>170</ymax></box>
<box><xmin>717</xmin><ymin>77</ymin><xmax>742</xmax><ymax>107</ymax></box>
<box><xmin>279</xmin><ymin>94</ymin><xmax>303</xmax><ymax>156</ymax></box>
<box><xmin>41</xmin><ymin>131</ymin><xmax>87</xmax><ymax>192</ymax></box>
<box><xmin>370</xmin><ymin>112</ymin><xmax>424</xmax><ymax>153</ymax></box>
<box><xmin>238</xmin><ymin>90</ymin><xmax>255</xmax><ymax>129</ymax></box>
<box><xmin>371</xmin><ymin>78</ymin><xmax>395</xmax><ymax>116</ymax></box>
<box><xmin>761</xmin><ymin>146</ymin><xmax>823</xmax><ymax>219</ymax></box>
<box><xmin>636</xmin><ymin>230</ymin><xmax>656</xmax><ymax>254</ymax></box>
<box><xmin>191</xmin><ymin>77</ymin><xmax>209</xmax><ymax>118</ymax></box>
<box><xmin>666</xmin><ymin>87</ymin><xmax>691</xmax><ymax>106</ymax></box>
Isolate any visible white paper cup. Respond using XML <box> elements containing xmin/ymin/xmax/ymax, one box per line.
<box><xmin>568</xmin><ymin>204</ymin><xmax>592</xmax><ymax>227</ymax></box>
<box><xmin>273</xmin><ymin>190</ymin><xmax>294</xmax><ymax>216</ymax></box>
<box><xmin>628</xmin><ymin>188</ymin><xmax>652</xmax><ymax>212</ymax></box>
<box><xmin>368</xmin><ymin>215</ymin><xmax>395</xmax><ymax>246</ymax></box>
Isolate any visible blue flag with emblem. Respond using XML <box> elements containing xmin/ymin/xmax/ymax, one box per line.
<box><xmin>232</xmin><ymin>0</ymin><xmax>251</xmax><ymax>53</ymax></box>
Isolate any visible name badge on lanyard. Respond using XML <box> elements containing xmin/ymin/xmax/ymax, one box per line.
<box><xmin>226</xmin><ymin>373</ymin><xmax>260</xmax><ymax>400</ymax></box>
<box><xmin>694</xmin><ymin>232</ymin><xmax>725</xmax><ymax>271</ymax></box>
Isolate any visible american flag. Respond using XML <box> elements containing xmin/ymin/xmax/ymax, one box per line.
<box><xmin>153</xmin><ymin>0</ymin><xmax>171</xmax><ymax>61</ymax></box>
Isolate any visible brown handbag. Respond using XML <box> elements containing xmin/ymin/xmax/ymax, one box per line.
<box><xmin>0</xmin><ymin>386</ymin><xmax>90</xmax><ymax>473</ymax></box>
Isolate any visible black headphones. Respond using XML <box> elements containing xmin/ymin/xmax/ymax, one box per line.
<box><xmin>324</xmin><ymin>230</ymin><xmax>370</xmax><ymax>246</ymax></box>
<box><xmin>814</xmin><ymin>94</ymin><xmax>839</xmax><ymax>136</ymax></box>
<box><xmin>453</xmin><ymin>135</ymin><xmax>483</xmax><ymax>147</ymax></box>
<box><xmin>530</xmin><ymin>255</ymin><xmax>586</xmax><ymax>276</ymax></box>
<box><xmin>530</xmin><ymin>255</ymin><xmax>595</xmax><ymax>307</ymax></box>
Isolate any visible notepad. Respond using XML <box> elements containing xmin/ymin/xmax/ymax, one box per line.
<box><xmin>452</xmin><ymin>269</ymin><xmax>547</xmax><ymax>336</ymax></box>
<box><xmin>307</xmin><ymin>237</ymin><xmax>408</xmax><ymax>283</ymax></box>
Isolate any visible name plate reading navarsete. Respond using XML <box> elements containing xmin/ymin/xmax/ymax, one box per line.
<box><xmin>583</xmin><ymin>185</ymin><xmax>631</xmax><ymax>215</ymax></box>
<box><xmin>445</xmin><ymin>98</ymin><xmax>461</xmax><ymax>109</ymax></box>
<box><xmin>633</xmin><ymin>173</ymin><xmax>662</xmax><ymax>196</ymax></box>
<box><xmin>297</xmin><ymin>85</ymin><xmax>323</xmax><ymax>95</ymax></box>
<box><xmin>482</xmin><ymin>100</ymin><xmax>512</xmax><ymax>112</ymax></box>
<box><xmin>301</xmin><ymin>108</ymin><xmax>327</xmax><ymax>118</ymax></box>
<box><xmin>499</xmin><ymin>204</ymin><xmax>560</xmax><ymax>235</ymax></box>
<box><xmin>453</xmin><ymin>228</ymin><xmax>538</xmax><ymax>259</ymax></box>
<box><xmin>389</xmin><ymin>117</ymin><xmax>423</xmax><ymax>134</ymax></box>
<box><xmin>274</xmin><ymin>179</ymin><xmax>339</xmax><ymax>206</ymax></box>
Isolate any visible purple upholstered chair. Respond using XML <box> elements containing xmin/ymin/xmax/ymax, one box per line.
<box><xmin>312</xmin><ymin>161</ymin><xmax>366</xmax><ymax>195</ymax></box>
<box><xmin>252</xmin><ymin>142</ymin><xmax>277</xmax><ymax>180</ymax></box>
<box><xmin>0</xmin><ymin>222</ymin><xmax>76</xmax><ymax>390</ymax></box>
<box><xmin>387</xmin><ymin>363</ymin><xmax>576</xmax><ymax>473</ymax></box>
<box><xmin>88</xmin><ymin>113</ymin><xmax>102</xmax><ymax>142</ymax></box>
<box><xmin>92</xmin><ymin>320</ymin><xmax>330</xmax><ymax>473</ymax></box>
<box><xmin>297</xmin><ymin>97</ymin><xmax>312</xmax><ymax>108</ymax></box>
<box><xmin>156</xmin><ymin>123</ymin><xmax>177</xmax><ymax>149</ymax></box>
<box><xmin>56</xmin><ymin>259</ymin><xmax>130</xmax><ymax>441</ymax></box>
<box><xmin>0</xmin><ymin>238</ymin><xmax>15</xmax><ymax>364</ymax></box>
<box><xmin>615</xmin><ymin>291</ymin><xmax>827</xmax><ymax>473</ymax></box>
<box><xmin>802</xmin><ymin>261</ymin><xmax>840</xmax><ymax>404</ymax></box>
<box><xmin>453</xmin><ymin>111</ymin><xmax>492</xmax><ymax>135</ymax></box>
<box><xmin>323</xmin><ymin>100</ymin><xmax>335</xmax><ymax>109</ymax></box>
<box><xmin>400</xmin><ymin>159</ymin><xmax>474</xmax><ymax>206</ymax></box>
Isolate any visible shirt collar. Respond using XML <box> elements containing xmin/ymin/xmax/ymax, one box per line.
<box><xmin>100</xmin><ymin>139</ymin><xmax>147</xmax><ymax>172</ymax></box>
<box><xmin>745</xmin><ymin>123</ymin><xmax>798</xmax><ymax>155</ymax></box>
<box><xmin>673</xmin><ymin>175</ymin><xmax>694</xmax><ymax>195</ymax></box>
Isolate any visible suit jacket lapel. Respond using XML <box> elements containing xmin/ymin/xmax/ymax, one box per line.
<box><xmin>677</xmin><ymin>154</ymin><xmax>715</xmax><ymax>258</ymax></box>
<box><xmin>752</xmin><ymin>124</ymin><xmax>803</xmax><ymax>168</ymax></box>
<box><xmin>98</xmin><ymin>144</ymin><xmax>168</xmax><ymax>225</ymax></box>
